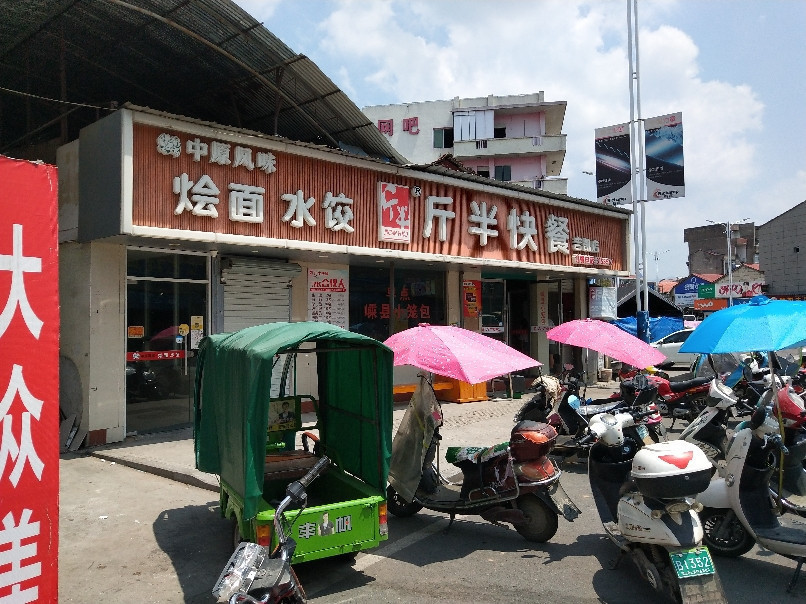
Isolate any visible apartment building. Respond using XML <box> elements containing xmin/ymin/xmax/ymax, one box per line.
<box><xmin>363</xmin><ymin>92</ymin><xmax>568</xmax><ymax>194</ymax></box>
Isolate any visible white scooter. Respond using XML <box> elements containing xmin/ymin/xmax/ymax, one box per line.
<box><xmin>586</xmin><ymin>379</ymin><xmax>726</xmax><ymax>603</ymax></box>
<box><xmin>699</xmin><ymin>400</ymin><xmax>806</xmax><ymax>592</ymax></box>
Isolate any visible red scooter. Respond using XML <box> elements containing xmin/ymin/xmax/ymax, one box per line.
<box><xmin>617</xmin><ymin>365</ymin><xmax>710</xmax><ymax>426</ymax></box>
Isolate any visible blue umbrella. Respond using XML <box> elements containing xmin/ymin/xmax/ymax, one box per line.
<box><xmin>680</xmin><ymin>295</ymin><xmax>806</xmax><ymax>354</ymax></box>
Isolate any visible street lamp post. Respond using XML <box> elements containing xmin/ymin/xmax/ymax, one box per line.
<box><xmin>707</xmin><ymin>219</ymin><xmax>749</xmax><ymax>306</ymax></box>
<box><xmin>653</xmin><ymin>249</ymin><xmax>670</xmax><ymax>286</ymax></box>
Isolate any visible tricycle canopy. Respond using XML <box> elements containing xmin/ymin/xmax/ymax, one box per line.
<box><xmin>194</xmin><ymin>321</ymin><xmax>394</xmax><ymax>520</ymax></box>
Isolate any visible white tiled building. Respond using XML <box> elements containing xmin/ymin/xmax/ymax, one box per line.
<box><xmin>363</xmin><ymin>92</ymin><xmax>568</xmax><ymax>194</ymax></box>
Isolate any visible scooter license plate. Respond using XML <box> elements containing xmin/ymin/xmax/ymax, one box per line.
<box><xmin>669</xmin><ymin>546</ymin><xmax>715</xmax><ymax>579</ymax></box>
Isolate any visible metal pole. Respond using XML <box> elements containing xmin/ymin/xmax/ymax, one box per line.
<box><xmin>627</xmin><ymin>0</ymin><xmax>649</xmax><ymax>342</ymax></box>
<box><xmin>727</xmin><ymin>221</ymin><xmax>733</xmax><ymax>307</ymax></box>
<box><xmin>627</xmin><ymin>1</ymin><xmax>640</xmax><ymax>311</ymax></box>
<box><xmin>635</xmin><ymin>0</ymin><xmax>649</xmax><ymax>317</ymax></box>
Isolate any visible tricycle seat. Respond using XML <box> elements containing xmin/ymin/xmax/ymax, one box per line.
<box><xmin>264</xmin><ymin>450</ymin><xmax>319</xmax><ymax>482</ymax></box>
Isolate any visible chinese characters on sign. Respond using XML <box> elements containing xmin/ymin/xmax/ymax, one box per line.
<box><xmin>402</xmin><ymin>118</ymin><xmax>419</xmax><ymax>134</ymax></box>
<box><xmin>159</xmin><ymin>131</ymin><xmax>358</xmax><ymax>233</ymax></box>
<box><xmin>362</xmin><ymin>284</ymin><xmax>433</xmax><ymax>323</ymax></box>
<box><xmin>375</xmin><ymin>118</ymin><xmax>420</xmax><ymax>136</ymax></box>
<box><xmin>378</xmin><ymin>183</ymin><xmax>411</xmax><ymax>243</ymax></box>
<box><xmin>307</xmin><ymin>269</ymin><xmax>349</xmax><ymax>329</ymax></box>
<box><xmin>0</xmin><ymin>156</ymin><xmax>60</xmax><ymax>602</ymax></box>
<box><xmin>297</xmin><ymin>514</ymin><xmax>352</xmax><ymax>539</ymax></box>
<box><xmin>152</xmin><ymin>129</ymin><xmax>615</xmax><ymax>267</ymax></box>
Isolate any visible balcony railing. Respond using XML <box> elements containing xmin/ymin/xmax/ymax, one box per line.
<box><xmin>453</xmin><ymin>134</ymin><xmax>566</xmax><ymax>159</ymax></box>
<box><xmin>510</xmin><ymin>178</ymin><xmax>568</xmax><ymax>195</ymax></box>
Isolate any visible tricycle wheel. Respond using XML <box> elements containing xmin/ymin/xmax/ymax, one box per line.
<box><xmin>386</xmin><ymin>485</ymin><xmax>423</xmax><ymax>517</ymax></box>
<box><xmin>515</xmin><ymin>495</ymin><xmax>558</xmax><ymax>542</ymax></box>
<box><xmin>231</xmin><ymin>516</ymin><xmax>242</xmax><ymax>552</ymax></box>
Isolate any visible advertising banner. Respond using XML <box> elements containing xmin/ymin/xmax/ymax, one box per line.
<box><xmin>307</xmin><ymin>268</ymin><xmax>348</xmax><ymax>329</ymax></box>
<box><xmin>0</xmin><ymin>156</ymin><xmax>60</xmax><ymax>602</ymax></box>
<box><xmin>698</xmin><ymin>283</ymin><xmax>715</xmax><ymax>298</ymax></box>
<box><xmin>645</xmin><ymin>112</ymin><xmax>685</xmax><ymax>200</ymax></box>
<box><xmin>589</xmin><ymin>286</ymin><xmax>618</xmax><ymax>321</ymax></box>
<box><xmin>377</xmin><ymin>182</ymin><xmax>411</xmax><ymax>243</ymax></box>
<box><xmin>694</xmin><ymin>298</ymin><xmax>728</xmax><ymax>312</ymax></box>
<box><xmin>674</xmin><ymin>292</ymin><xmax>697</xmax><ymax>308</ymax></box>
<box><xmin>462</xmin><ymin>280</ymin><xmax>480</xmax><ymax>318</ymax></box>
<box><xmin>595</xmin><ymin>123</ymin><xmax>632</xmax><ymax>206</ymax></box>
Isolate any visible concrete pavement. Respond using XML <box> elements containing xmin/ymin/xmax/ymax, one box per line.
<box><xmin>84</xmin><ymin>381</ymin><xmax>622</xmax><ymax>490</ymax></box>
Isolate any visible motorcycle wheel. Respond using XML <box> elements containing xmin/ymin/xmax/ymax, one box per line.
<box><xmin>700</xmin><ymin>507</ymin><xmax>755</xmax><ymax>557</ymax></box>
<box><xmin>386</xmin><ymin>485</ymin><xmax>423</xmax><ymax>517</ymax></box>
<box><xmin>514</xmin><ymin>494</ymin><xmax>558</xmax><ymax>543</ymax></box>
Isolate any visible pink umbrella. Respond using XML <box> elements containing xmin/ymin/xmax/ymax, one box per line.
<box><xmin>546</xmin><ymin>319</ymin><xmax>666</xmax><ymax>368</ymax></box>
<box><xmin>383</xmin><ymin>324</ymin><xmax>541</xmax><ymax>384</ymax></box>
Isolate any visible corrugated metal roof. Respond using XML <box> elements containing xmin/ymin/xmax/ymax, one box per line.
<box><xmin>0</xmin><ymin>0</ymin><xmax>406</xmax><ymax>164</ymax></box>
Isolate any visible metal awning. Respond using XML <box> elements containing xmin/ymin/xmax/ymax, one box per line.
<box><xmin>0</xmin><ymin>0</ymin><xmax>406</xmax><ymax>164</ymax></box>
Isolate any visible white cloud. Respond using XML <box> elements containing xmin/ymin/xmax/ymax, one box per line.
<box><xmin>250</xmin><ymin>0</ymin><xmax>805</xmax><ymax>280</ymax></box>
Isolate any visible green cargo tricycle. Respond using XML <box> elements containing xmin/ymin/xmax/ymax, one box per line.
<box><xmin>194</xmin><ymin>321</ymin><xmax>394</xmax><ymax>563</ymax></box>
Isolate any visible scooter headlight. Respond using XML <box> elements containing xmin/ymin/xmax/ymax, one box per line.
<box><xmin>664</xmin><ymin>501</ymin><xmax>692</xmax><ymax>514</ymax></box>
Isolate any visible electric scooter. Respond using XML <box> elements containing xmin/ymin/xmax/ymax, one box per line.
<box><xmin>387</xmin><ymin>376</ymin><xmax>580</xmax><ymax>543</ymax></box>
<box><xmin>699</xmin><ymin>403</ymin><xmax>806</xmax><ymax>592</ymax></box>
<box><xmin>586</xmin><ymin>376</ymin><xmax>726</xmax><ymax>603</ymax></box>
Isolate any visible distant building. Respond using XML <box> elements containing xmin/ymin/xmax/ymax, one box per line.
<box><xmin>758</xmin><ymin>200</ymin><xmax>806</xmax><ymax>297</ymax></box>
<box><xmin>684</xmin><ymin>222</ymin><xmax>757</xmax><ymax>275</ymax></box>
<box><xmin>362</xmin><ymin>92</ymin><xmax>569</xmax><ymax>195</ymax></box>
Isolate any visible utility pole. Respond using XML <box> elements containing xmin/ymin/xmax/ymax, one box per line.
<box><xmin>627</xmin><ymin>0</ymin><xmax>649</xmax><ymax>341</ymax></box>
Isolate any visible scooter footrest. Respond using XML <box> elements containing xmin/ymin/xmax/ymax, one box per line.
<box><xmin>783</xmin><ymin>492</ymin><xmax>806</xmax><ymax>511</ymax></box>
<box><xmin>479</xmin><ymin>506</ymin><xmax>526</xmax><ymax>525</ymax></box>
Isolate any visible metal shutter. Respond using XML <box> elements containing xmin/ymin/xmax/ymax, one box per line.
<box><xmin>221</xmin><ymin>257</ymin><xmax>301</xmax><ymax>332</ymax></box>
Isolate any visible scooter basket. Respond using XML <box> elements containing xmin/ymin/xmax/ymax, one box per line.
<box><xmin>510</xmin><ymin>421</ymin><xmax>557</xmax><ymax>461</ymax></box>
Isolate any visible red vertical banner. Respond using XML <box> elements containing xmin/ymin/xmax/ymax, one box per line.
<box><xmin>0</xmin><ymin>156</ymin><xmax>59</xmax><ymax>602</ymax></box>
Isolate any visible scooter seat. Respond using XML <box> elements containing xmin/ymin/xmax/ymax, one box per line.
<box><xmin>578</xmin><ymin>400</ymin><xmax>622</xmax><ymax>417</ymax></box>
<box><xmin>667</xmin><ymin>376</ymin><xmax>711</xmax><ymax>393</ymax></box>
<box><xmin>446</xmin><ymin>442</ymin><xmax>508</xmax><ymax>466</ymax></box>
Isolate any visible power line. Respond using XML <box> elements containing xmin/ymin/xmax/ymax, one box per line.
<box><xmin>0</xmin><ymin>85</ymin><xmax>116</xmax><ymax>111</ymax></box>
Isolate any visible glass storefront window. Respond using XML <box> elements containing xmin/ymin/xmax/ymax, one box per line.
<box><xmin>393</xmin><ymin>269</ymin><xmax>445</xmax><ymax>333</ymax></box>
<box><xmin>348</xmin><ymin>267</ymin><xmax>390</xmax><ymax>341</ymax></box>
<box><xmin>349</xmin><ymin>266</ymin><xmax>446</xmax><ymax>339</ymax></box>
<box><xmin>126</xmin><ymin>249</ymin><xmax>208</xmax><ymax>434</ymax></box>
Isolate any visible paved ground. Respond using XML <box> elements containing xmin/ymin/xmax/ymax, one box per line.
<box><xmin>58</xmin><ymin>378</ymin><xmax>806</xmax><ymax>602</ymax></box>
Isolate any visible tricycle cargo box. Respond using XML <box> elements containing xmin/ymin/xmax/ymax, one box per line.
<box><xmin>510</xmin><ymin>421</ymin><xmax>557</xmax><ymax>461</ymax></box>
<box><xmin>631</xmin><ymin>440</ymin><xmax>713</xmax><ymax>499</ymax></box>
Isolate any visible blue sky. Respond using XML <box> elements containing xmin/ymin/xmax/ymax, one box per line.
<box><xmin>235</xmin><ymin>0</ymin><xmax>806</xmax><ymax>280</ymax></box>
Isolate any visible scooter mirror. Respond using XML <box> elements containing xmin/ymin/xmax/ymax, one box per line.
<box><xmin>750</xmin><ymin>404</ymin><xmax>768</xmax><ymax>429</ymax></box>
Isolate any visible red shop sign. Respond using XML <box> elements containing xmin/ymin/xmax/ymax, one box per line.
<box><xmin>126</xmin><ymin>350</ymin><xmax>186</xmax><ymax>362</ymax></box>
<box><xmin>0</xmin><ymin>156</ymin><xmax>60</xmax><ymax>602</ymax></box>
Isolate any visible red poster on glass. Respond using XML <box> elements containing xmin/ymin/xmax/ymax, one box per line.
<box><xmin>377</xmin><ymin>182</ymin><xmax>411</xmax><ymax>243</ymax></box>
<box><xmin>0</xmin><ymin>156</ymin><xmax>59</xmax><ymax>602</ymax></box>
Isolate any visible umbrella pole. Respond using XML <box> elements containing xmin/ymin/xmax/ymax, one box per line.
<box><xmin>770</xmin><ymin>351</ymin><xmax>786</xmax><ymax>515</ymax></box>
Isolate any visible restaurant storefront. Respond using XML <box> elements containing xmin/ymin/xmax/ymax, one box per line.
<box><xmin>59</xmin><ymin>106</ymin><xmax>630</xmax><ymax>443</ymax></box>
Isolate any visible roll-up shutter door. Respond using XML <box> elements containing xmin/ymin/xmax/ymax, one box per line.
<box><xmin>221</xmin><ymin>257</ymin><xmax>301</xmax><ymax>332</ymax></box>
